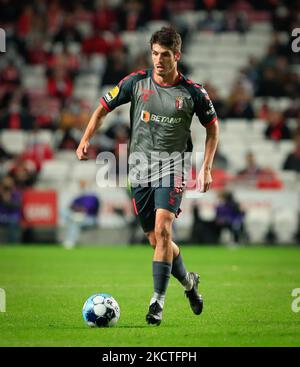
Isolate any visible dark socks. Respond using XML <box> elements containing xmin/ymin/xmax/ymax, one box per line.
<box><xmin>152</xmin><ymin>261</ymin><xmax>172</xmax><ymax>294</ymax></box>
<box><xmin>171</xmin><ymin>253</ymin><xmax>193</xmax><ymax>290</ymax></box>
<box><xmin>151</xmin><ymin>261</ymin><xmax>172</xmax><ymax>307</ymax></box>
<box><xmin>171</xmin><ymin>252</ymin><xmax>187</xmax><ymax>282</ymax></box>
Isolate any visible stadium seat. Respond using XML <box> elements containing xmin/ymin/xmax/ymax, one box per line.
<box><xmin>75</xmin><ymin>73</ymin><xmax>100</xmax><ymax>88</ymax></box>
<box><xmin>89</xmin><ymin>54</ymin><xmax>107</xmax><ymax>74</ymax></box>
<box><xmin>256</xmin><ymin>152</ymin><xmax>285</xmax><ymax>171</ymax></box>
<box><xmin>39</xmin><ymin>160</ymin><xmax>70</xmax><ymax>185</ymax></box>
<box><xmin>70</xmin><ymin>161</ymin><xmax>97</xmax><ymax>183</ymax></box>
<box><xmin>55</xmin><ymin>150</ymin><xmax>77</xmax><ymax>162</ymax></box>
<box><xmin>0</xmin><ymin>130</ymin><xmax>27</xmax><ymax>155</ymax></box>
<box><xmin>29</xmin><ymin>130</ymin><xmax>54</xmax><ymax>148</ymax></box>
<box><xmin>146</xmin><ymin>20</ymin><xmax>171</xmax><ymax>34</ymax></box>
<box><xmin>22</xmin><ymin>72</ymin><xmax>46</xmax><ymax>92</ymax></box>
<box><xmin>73</xmin><ymin>85</ymin><xmax>99</xmax><ymax>105</ymax></box>
<box><xmin>273</xmin><ymin>209</ymin><xmax>298</xmax><ymax>243</ymax></box>
<box><xmin>277</xmin><ymin>171</ymin><xmax>299</xmax><ymax>189</ymax></box>
<box><xmin>245</xmin><ymin>209</ymin><xmax>272</xmax><ymax>243</ymax></box>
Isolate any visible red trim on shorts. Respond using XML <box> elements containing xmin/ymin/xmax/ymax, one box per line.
<box><xmin>132</xmin><ymin>198</ymin><xmax>138</xmax><ymax>215</ymax></box>
<box><xmin>100</xmin><ymin>97</ymin><xmax>112</xmax><ymax>112</ymax></box>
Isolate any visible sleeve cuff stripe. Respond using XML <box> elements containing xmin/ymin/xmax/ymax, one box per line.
<box><xmin>100</xmin><ymin>97</ymin><xmax>112</xmax><ymax>112</ymax></box>
<box><xmin>205</xmin><ymin>116</ymin><xmax>218</xmax><ymax>127</ymax></box>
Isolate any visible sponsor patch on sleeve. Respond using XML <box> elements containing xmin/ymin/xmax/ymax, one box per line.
<box><xmin>105</xmin><ymin>86</ymin><xmax>119</xmax><ymax>102</ymax></box>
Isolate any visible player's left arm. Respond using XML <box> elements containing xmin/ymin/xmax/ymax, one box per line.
<box><xmin>199</xmin><ymin>121</ymin><xmax>219</xmax><ymax>192</ymax></box>
<box><xmin>193</xmin><ymin>86</ymin><xmax>220</xmax><ymax>192</ymax></box>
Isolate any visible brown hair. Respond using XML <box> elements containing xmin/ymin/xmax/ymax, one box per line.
<box><xmin>150</xmin><ymin>27</ymin><xmax>182</xmax><ymax>54</ymax></box>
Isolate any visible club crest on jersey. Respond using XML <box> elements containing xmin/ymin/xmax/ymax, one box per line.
<box><xmin>105</xmin><ymin>86</ymin><xmax>119</xmax><ymax>102</ymax></box>
<box><xmin>175</xmin><ymin>96</ymin><xmax>184</xmax><ymax>110</ymax></box>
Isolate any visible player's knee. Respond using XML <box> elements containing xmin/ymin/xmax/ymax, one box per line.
<box><xmin>155</xmin><ymin>222</ymin><xmax>171</xmax><ymax>243</ymax></box>
<box><xmin>145</xmin><ymin>231</ymin><xmax>156</xmax><ymax>249</ymax></box>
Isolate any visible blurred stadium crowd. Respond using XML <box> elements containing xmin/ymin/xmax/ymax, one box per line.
<box><xmin>0</xmin><ymin>0</ymin><xmax>300</xmax><ymax>245</ymax></box>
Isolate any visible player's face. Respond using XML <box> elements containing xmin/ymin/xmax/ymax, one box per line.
<box><xmin>151</xmin><ymin>43</ymin><xmax>180</xmax><ymax>76</ymax></box>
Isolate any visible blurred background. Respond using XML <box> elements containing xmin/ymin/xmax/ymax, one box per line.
<box><xmin>0</xmin><ymin>0</ymin><xmax>299</xmax><ymax>247</ymax></box>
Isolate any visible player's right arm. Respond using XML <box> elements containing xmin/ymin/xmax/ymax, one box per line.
<box><xmin>76</xmin><ymin>104</ymin><xmax>108</xmax><ymax>160</ymax></box>
<box><xmin>76</xmin><ymin>70</ymin><xmax>146</xmax><ymax>160</ymax></box>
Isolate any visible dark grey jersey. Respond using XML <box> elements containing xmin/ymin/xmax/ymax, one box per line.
<box><xmin>100</xmin><ymin>69</ymin><xmax>217</xmax><ymax>185</ymax></box>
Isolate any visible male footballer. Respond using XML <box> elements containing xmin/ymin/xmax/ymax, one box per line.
<box><xmin>77</xmin><ymin>27</ymin><xmax>219</xmax><ymax>325</ymax></box>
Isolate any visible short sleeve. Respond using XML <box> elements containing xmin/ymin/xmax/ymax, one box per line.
<box><xmin>194</xmin><ymin>87</ymin><xmax>218</xmax><ymax>127</ymax></box>
<box><xmin>100</xmin><ymin>76</ymin><xmax>134</xmax><ymax>112</ymax></box>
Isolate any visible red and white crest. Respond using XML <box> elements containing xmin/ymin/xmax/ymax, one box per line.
<box><xmin>175</xmin><ymin>96</ymin><xmax>184</xmax><ymax>110</ymax></box>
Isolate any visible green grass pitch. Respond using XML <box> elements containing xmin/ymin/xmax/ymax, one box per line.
<box><xmin>0</xmin><ymin>245</ymin><xmax>299</xmax><ymax>346</ymax></box>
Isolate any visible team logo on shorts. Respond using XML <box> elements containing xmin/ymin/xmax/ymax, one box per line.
<box><xmin>175</xmin><ymin>96</ymin><xmax>184</xmax><ymax>110</ymax></box>
<box><xmin>105</xmin><ymin>86</ymin><xmax>119</xmax><ymax>102</ymax></box>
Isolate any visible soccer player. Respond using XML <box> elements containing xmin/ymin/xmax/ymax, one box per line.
<box><xmin>76</xmin><ymin>27</ymin><xmax>219</xmax><ymax>325</ymax></box>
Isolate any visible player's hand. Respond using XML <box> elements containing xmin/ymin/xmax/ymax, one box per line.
<box><xmin>197</xmin><ymin>167</ymin><xmax>212</xmax><ymax>193</ymax></box>
<box><xmin>76</xmin><ymin>141</ymin><xmax>89</xmax><ymax>160</ymax></box>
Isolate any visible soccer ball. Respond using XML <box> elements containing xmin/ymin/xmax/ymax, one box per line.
<box><xmin>82</xmin><ymin>293</ymin><xmax>120</xmax><ymax>327</ymax></box>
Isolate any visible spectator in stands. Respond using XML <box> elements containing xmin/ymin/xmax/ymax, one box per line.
<box><xmin>47</xmin><ymin>67</ymin><xmax>73</xmax><ymax>104</ymax></box>
<box><xmin>237</xmin><ymin>151</ymin><xmax>262</xmax><ymax>181</ymax></box>
<box><xmin>226</xmin><ymin>87</ymin><xmax>254</xmax><ymax>120</ymax></box>
<box><xmin>82</xmin><ymin>29</ymin><xmax>122</xmax><ymax>55</ymax></box>
<box><xmin>283</xmin><ymin>133</ymin><xmax>300</xmax><ymax>173</ymax></box>
<box><xmin>189</xmin><ymin>201</ymin><xmax>219</xmax><ymax>244</ymax></box>
<box><xmin>144</xmin><ymin>0</ymin><xmax>171</xmax><ymax>22</ymax></box>
<box><xmin>0</xmin><ymin>144</ymin><xmax>11</xmax><ymax>162</ymax></box>
<box><xmin>93</xmin><ymin>0</ymin><xmax>118</xmax><ymax>31</ymax></box>
<box><xmin>293</xmin><ymin>116</ymin><xmax>300</xmax><ymax>136</ymax></box>
<box><xmin>264</xmin><ymin>109</ymin><xmax>291</xmax><ymax>141</ymax></box>
<box><xmin>204</xmin><ymin>83</ymin><xmax>226</xmax><ymax>120</ymax></box>
<box><xmin>46</xmin><ymin>0</ymin><xmax>64</xmax><ymax>36</ymax></box>
<box><xmin>101</xmin><ymin>46</ymin><xmax>129</xmax><ymax>87</ymax></box>
<box><xmin>62</xmin><ymin>179</ymin><xmax>100</xmax><ymax>249</ymax></box>
<box><xmin>116</xmin><ymin>0</ymin><xmax>147</xmax><ymax>31</ymax></box>
<box><xmin>17</xmin><ymin>4</ymin><xmax>35</xmax><ymax>39</ymax></box>
<box><xmin>0</xmin><ymin>99</ymin><xmax>34</xmax><ymax>130</ymax></box>
<box><xmin>284</xmin><ymin>100</ymin><xmax>300</xmax><ymax>120</ymax></box>
<box><xmin>237</xmin><ymin>151</ymin><xmax>282</xmax><ymax>189</ymax></box>
<box><xmin>53</xmin><ymin>13</ymin><xmax>82</xmax><ymax>47</ymax></box>
<box><xmin>60</xmin><ymin>98</ymin><xmax>90</xmax><ymax>130</ymax></box>
<box><xmin>8</xmin><ymin>157</ymin><xmax>37</xmax><ymax>190</ymax></box>
<box><xmin>199</xmin><ymin>10</ymin><xmax>222</xmax><ymax>32</ymax></box>
<box><xmin>0</xmin><ymin>144</ymin><xmax>11</xmax><ymax>179</ymax></box>
<box><xmin>244</xmin><ymin>56</ymin><xmax>259</xmax><ymax>87</ymax></box>
<box><xmin>235</xmin><ymin>11</ymin><xmax>249</xmax><ymax>36</ymax></box>
<box><xmin>0</xmin><ymin>176</ymin><xmax>22</xmax><ymax>243</ymax></box>
<box><xmin>47</xmin><ymin>46</ymin><xmax>80</xmax><ymax>79</ymax></box>
<box><xmin>256</xmin><ymin>68</ymin><xmax>282</xmax><ymax>97</ymax></box>
<box><xmin>214</xmin><ymin>190</ymin><xmax>245</xmax><ymax>244</ymax></box>
<box><xmin>220</xmin><ymin>10</ymin><xmax>249</xmax><ymax>35</ymax></box>
<box><xmin>0</xmin><ymin>86</ymin><xmax>29</xmax><ymax>116</ymax></box>
<box><xmin>20</xmin><ymin>131</ymin><xmax>54</xmax><ymax>172</ymax></box>
<box><xmin>0</xmin><ymin>62</ymin><xmax>21</xmax><ymax>91</ymax></box>
<box><xmin>26</xmin><ymin>34</ymin><xmax>49</xmax><ymax>65</ymax></box>
<box><xmin>58</xmin><ymin>129</ymin><xmax>79</xmax><ymax>151</ymax></box>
